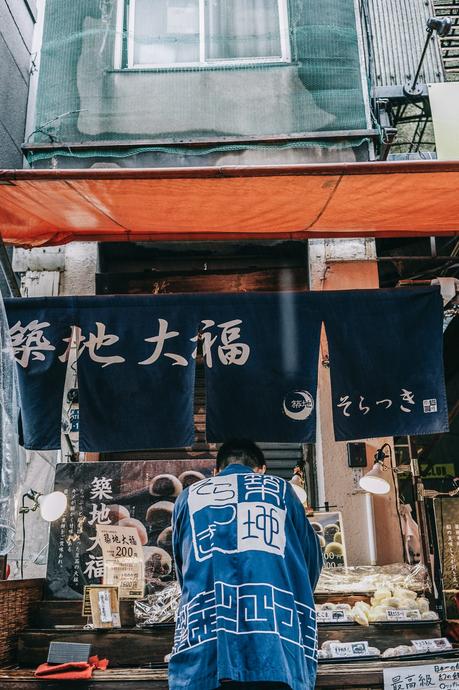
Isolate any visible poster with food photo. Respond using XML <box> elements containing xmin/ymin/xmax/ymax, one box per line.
<box><xmin>308</xmin><ymin>511</ymin><xmax>347</xmax><ymax>569</ymax></box>
<box><xmin>46</xmin><ymin>460</ymin><xmax>214</xmax><ymax>599</ymax></box>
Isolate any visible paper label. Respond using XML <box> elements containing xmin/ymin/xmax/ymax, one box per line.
<box><xmin>411</xmin><ymin>638</ymin><xmax>452</xmax><ymax>653</ymax></box>
<box><xmin>384</xmin><ymin>660</ymin><xmax>459</xmax><ymax>690</ymax></box>
<box><xmin>386</xmin><ymin>608</ymin><xmax>421</xmax><ymax>621</ymax></box>
<box><xmin>317</xmin><ymin>609</ymin><xmax>353</xmax><ymax>623</ymax></box>
<box><xmin>98</xmin><ymin>590</ymin><xmax>112</xmax><ymax>623</ymax></box>
<box><xmin>329</xmin><ymin>641</ymin><xmax>370</xmax><ymax>658</ymax></box>
<box><xmin>97</xmin><ymin>525</ymin><xmax>145</xmax><ymax>599</ymax></box>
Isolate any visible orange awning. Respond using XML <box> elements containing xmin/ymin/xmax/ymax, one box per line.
<box><xmin>1</xmin><ymin>160</ymin><xmax>459</xmax><ymax>247</ymax></box>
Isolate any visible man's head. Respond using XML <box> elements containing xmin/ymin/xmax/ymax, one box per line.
<box><xmin>216</xmin><ymin>439</ymin><xmax>266</xmax><ymax>474</ymax></box>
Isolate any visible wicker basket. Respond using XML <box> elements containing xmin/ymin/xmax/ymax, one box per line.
<box><xmin>0</xmin><ymin>579</ymin><xmax>43</xmax><ymax>666</ymax></box>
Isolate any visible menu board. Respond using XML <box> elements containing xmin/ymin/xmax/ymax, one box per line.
<box><xmin>46</xmin><ymin>460</ymin><xmax>214</xmax><ymax>599</ymax></box>
<box><xmin>433</xmin><ymin>497</ymin><xmax>459</xmax><ymax>619</ymax></box>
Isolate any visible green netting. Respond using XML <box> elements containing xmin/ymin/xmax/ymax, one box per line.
<box><xmin>32</xmin><ymin>0</ymin><xmax>368</xmax><ymax>149</ymax></box>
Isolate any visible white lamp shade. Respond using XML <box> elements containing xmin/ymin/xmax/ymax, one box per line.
<box><xmin>359</xmin><ymin>462</ymin><xmax>391</xmax><ymax>495</ymax></box>
<box><xmin>290</xmin><ymin>482</ymin><xmax>308</xmax><ymax>504</ymax></box>
<box><xmin>38</xmin><ymin>491</ymin><xmax>67</xmax><ymax>522</ymax></box>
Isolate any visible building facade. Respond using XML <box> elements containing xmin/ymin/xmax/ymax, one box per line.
<box><xmin>8</xmin><ymin>0</ymin><xmax>458</xmax><ymax>577</ymax></box>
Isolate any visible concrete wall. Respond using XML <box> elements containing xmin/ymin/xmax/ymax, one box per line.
<box><xmin>8</xmin><ymin>241</ymin><xmax>98</xmax><ymax>579</ymax></box>
<box><xmin>31</xmin><ymin>0</ymin><xmax>367</xmax><ymax>148</ymax></box>
<box><xmin>309</xmin><ymin>239</ymin><xmax>404</xmax><ymax>566</ymax></box>
<box><xmin>0</xmin><ymin>0</ymin><xmax>36</xmax><ymax>167</ymax></box>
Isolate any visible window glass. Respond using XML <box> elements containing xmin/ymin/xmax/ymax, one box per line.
<box><xmin>133</xmin><ymin>0</ymin><xmax>200</xmax><ymax>65</ymax></box>
<box><xmin>205</xmin><ymin>0</ymin><xmax>282</xmax><ymax>60</ymax></box>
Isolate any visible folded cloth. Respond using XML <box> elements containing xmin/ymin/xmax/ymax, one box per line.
<box><xmin>35</xmin><ymin>655</ymin><xmax>108</xmax><ymax>680</ymax></box>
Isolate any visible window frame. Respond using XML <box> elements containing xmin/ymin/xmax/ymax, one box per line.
<box><xmin>119</xmin><ymin>0</ymin><xmax>291</xmax><ymax>70</ymax></box>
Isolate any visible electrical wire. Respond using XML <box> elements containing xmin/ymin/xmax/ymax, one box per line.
<box><xmin>20</xmin><ymin>496</ymin><xmax>26</xmax><ymax>579</ymax></box>
<box><xmin>387</xmin><ymin>444</ymin><xmax>409</xmax><ymax>563</ymax></box>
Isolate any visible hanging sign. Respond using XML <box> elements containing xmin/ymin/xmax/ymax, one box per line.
<box><xmin>4</xmin><ymin>288</ymin><xmax>448</xmax><ymax>450</ymax></box>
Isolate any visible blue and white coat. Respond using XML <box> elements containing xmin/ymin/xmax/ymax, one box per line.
<box><xmin>169</xmin><ymin>463</ymin><xmax>323</xmax><ymax>690</ymax></box>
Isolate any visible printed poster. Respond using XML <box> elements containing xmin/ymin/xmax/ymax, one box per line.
<box><xmin>46</xmin><ymin>459</ymin><xmax>214</xmax><ymax>599</ymax></box>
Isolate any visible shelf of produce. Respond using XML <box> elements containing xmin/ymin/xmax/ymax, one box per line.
<box><xmin>1</xmin><ymin>654</ymin><xmax>459</xmax><ymax>689</ymax></box>
<box><xmin>17</xmin><ymin>621</ymin><xmax>444</xmax><ymax>669</ymax></box>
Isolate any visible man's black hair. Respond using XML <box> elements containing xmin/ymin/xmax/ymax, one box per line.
<box><xmin>216</xmin><ymin>439</ymin><xmax>266</xmax><ymax>471</ymax></box>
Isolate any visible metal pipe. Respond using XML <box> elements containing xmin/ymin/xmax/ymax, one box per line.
<box><xmin>406</xmin><ymin>30</ymin><xmax>433</xmax><ymax>96</ymax></box>
<box><xmin>22</xmin><ymin>129</ymin><xmax>380</xmax><ymax>152</ymax></box>
<box><xmin>377</xmin><ymin>256</ymin><xmax>457</xmax><ymax>261</ymax></box>
<box><xmin>4</xmin><ymin>158</ymin><xmax>459</xmax><ymax>180</ymax></box>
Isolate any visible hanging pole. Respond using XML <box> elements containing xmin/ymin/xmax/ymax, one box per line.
<box><xmin>404</xmin><ymin>17</ymin><xmax>452</xmax><ymax>98</ymax></box>
<box><xmin>0</xmin><ymin>236</ymin><xmax>20</xmax><ymax>297</ymax></box>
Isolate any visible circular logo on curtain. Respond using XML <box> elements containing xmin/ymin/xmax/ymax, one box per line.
<box><xmin>283</xmin><ymin>390</ymin><xmax>314</xmax><ymax>421</ymax></box>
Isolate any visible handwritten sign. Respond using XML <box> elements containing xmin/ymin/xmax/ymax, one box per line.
<box><xmin>329</xmin><ymin>641</ymin><xmax>370</xmax><ymax>658</ymax></box>
<box><xmin>386</xmin><ymin>609</ymin><xmax>421</xmax><ymax>622</ymax></box>
<box><xmin>316</xmin><ymin>609</ymin><xmax>353</xmax><ymax>623</ymax></box>
<box><xmin>411</xmin><ymin>638</ymin><xmax>452</xmax><ymax>654</ymax></box>
<box><xmin>433</xmin><ymin>497</ymin><xmax>459</xmax><ymax>620</ymax></box>
<box><xmin>384</xmin><ymin>660</ymin><xmax>459</xmax><ymax>690</ymax></box>
<box><xmin>97</xmin><ymin>525</ymin><xmax>145</xmax><ymax>599</ymax></box>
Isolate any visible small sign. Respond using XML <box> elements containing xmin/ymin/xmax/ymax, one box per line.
<box><xmin>384</xmin><ymin>660</ymin><xmax>459</xmax><ymax>690</ymax></box>
<box><xmin>308</xmin><ymin>511</ymin><xmax>347</xmax><ymax>569</ymax></box>
<box><xmin>88</xmin><ymin>585</ymin><xmax>120</xmax><ymax>629</ymax></box>
<box><xmin>97</xmin><ymin>525</ymin><xmax>145</xmax><ymax>599</ymax></box>
<box><xmin>411</xmin><ymin>638</ymin><xmax>452</xmax><ymax>654</ymax></box>
<box><xmin>317</xmin><ymin>609</ymin><xmax>353</xmax><ymax>623</ymax></box>
<box><xmin>329</xmin><ymin>641</ymin><xmax>370</xmax><ymax>658</ymax></box>
<box><xmin>386</xmin><ymin>609</ymin><xmax>421</xmax><ymax>622</ymax></box>
<box><xmin>82</xmin><ymin>584</ymin><xmax>110</xmax><ymax>617</ymax></box>
<box><xmin>433</xmin><ymin>497</ymin><xmax>459</xmax><ymax>620</ymax></box>
<box><xmin>82</xmin><ymin>584</ymin><xmax>120</xmax><ymax>628</ymax></box>
<box><xmin>98</xmin><ymin>590</ymin><xmax>112</xmax><ymax>623</ymax></box>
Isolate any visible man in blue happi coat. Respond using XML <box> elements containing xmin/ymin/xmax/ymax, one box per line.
<box><xmin>169</xmin><ymin>439</ymin><xmax>322</xmax><ymax>690</ymax></box>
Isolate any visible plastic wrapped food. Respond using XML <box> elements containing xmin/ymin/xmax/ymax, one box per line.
<box><xmin>316</xmin><ymin>563</ymin><xmax>430</xmax><ymax>594</ymax></box>
<box><xmin>135</xmin><ymin>581</ymin><xmax>181</xmax><ymax>626</ymax></box>
<box><xmin>318</xmin><ymin>585</ymin><xmax>439</xmax><ymax>625</ymax></box>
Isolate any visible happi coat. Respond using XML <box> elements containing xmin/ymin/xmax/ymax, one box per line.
<box><xmin>169</xmin><ymin>463</ymin><xmax>323</xmax><ymax>690</ymax></box>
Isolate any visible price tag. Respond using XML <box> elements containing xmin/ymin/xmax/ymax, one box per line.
<box><xmin>317</xmin><ymin>610</ymin><xmax>352</xmax><ymax>623</ymax></box>
<box><xmin>386</xmin><ymin>609</ymin><xmax>421</xmax><ymax>621</ymax></box>
<box><xmin>329</xmin><ymin>641</ymin><xmax>370</xmax><ymax>658</ymax></box>
<box><xmin>97</xmin><ymin>524</ymin><xmax>145</xmax><ymax>599</ymax></box>
<box><xmin>411</xmin><ymin>638</ymin><xmax>452</xmax><ymax>653</ymax></box>
<box><xmin>98</xmin><ymin>590</ymin><xmax>112</xmax><ymax>623</ymax></box>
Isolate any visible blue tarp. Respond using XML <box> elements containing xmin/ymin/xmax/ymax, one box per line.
<box><xmin>4</xmin><ymin>288</ymin><xmax>449</xmax><ymax>451</ymax></box>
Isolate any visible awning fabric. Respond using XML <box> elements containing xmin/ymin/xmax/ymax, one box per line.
<box><xmin>1</xmin><ymin>161</ymin><xmax>459</xmax><ymax>247</ymax></box>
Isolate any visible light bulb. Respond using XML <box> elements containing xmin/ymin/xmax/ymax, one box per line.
<box><xmin>359</xmin><ymin>463</ymin><xmax>391</xmax><ymax>495</ymax></box>
<box><xmin>290</xmin><ymin>482</ymin><xmax>307</xmax><ymax>504</ymax></box>
<box><xmin>38</xmin><ymin>491</ymin><xmax>67</xmax><ymax>522</ymax></box>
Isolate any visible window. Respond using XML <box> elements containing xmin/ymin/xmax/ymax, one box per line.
<box><xmin>125</xmin><ymin>0</ymin><xmax>291</xmax><ymax>68</ymax></box>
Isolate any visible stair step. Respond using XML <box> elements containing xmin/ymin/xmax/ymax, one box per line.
<box><xmin>17</xmin><ymin>620</ymin><xmax>442</xmax><ymax>669</ymax></box>
<box><xmin>17</xmin><ymin>627</ymin><xmax>174</xmax><ymax>668</ymax></box>
<box><xmin>30</xmin><ymin>600</ymin><xmax>136</xmax><ymax>628</ymax></box>
<box><xmin>0</xmin><ymin>667</ymin><xmax>168</xmax><ymax>688</ymax></box>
